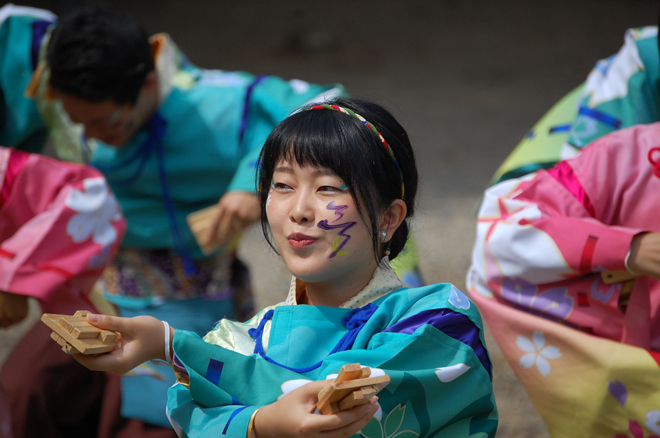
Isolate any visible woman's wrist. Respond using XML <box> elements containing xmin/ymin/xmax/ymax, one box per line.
<box><xmin>162</xmin><ymin>321</ymin><xmax>172</xmax><ymax>364</ymax></box>
<box><xmin>247</xmin><ymin>408</ymin><xmax>260</xmax><ymax>438</ymax></box>
<box><xmin>628</xmin><ymin>232</ymin><xmax>650</xmax><ymax>275</ymax></box>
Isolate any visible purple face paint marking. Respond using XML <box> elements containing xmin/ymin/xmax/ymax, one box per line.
<box><xmin>326</xmin><ymin>201</ymin><xmax>349</xmax><ymax>222</ymax></box>
<box><xmin>318</xmin><ymin>202</ymin><xmax>355</xmax><ymax>258</ymax></box>
<box><xmin>317</xmin><ymin>220</ymin><xmax>356</xmax><ymax>258</ymax></box>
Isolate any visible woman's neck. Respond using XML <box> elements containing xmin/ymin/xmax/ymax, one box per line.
<box><xmin>303</xmin><ymin>259</ymin><xmax>379</xmax><ymax>307</ymax></box>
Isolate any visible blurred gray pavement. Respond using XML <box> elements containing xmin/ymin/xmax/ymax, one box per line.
<box><xmin>2</xmin><ymin>1</ymin><xmax>659</xmax><ymax>436</ymax></box>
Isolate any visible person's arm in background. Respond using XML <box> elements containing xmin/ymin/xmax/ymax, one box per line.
<box><xmin>476</xmin><ymin>129</ymin><xmax>660</xmax><ymax>293</ymax></box>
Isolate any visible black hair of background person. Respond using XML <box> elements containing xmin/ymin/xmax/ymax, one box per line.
<box><xmin>47</xmin><ymin>4</ymin><xmax>153</xmax><ymax>105</ymax></box>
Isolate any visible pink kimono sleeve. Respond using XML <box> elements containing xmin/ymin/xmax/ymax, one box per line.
<box><xmin>468</xmin><ymin>124</ymin><xmax>660</xmax><ymax>339</ymax></box>
<box><xmin>473</xmin><ymin>126</ymin><xmax>659</xmax><ymax>290</ymax></box>
<box><xmin>0</xmin><ymin>148</ymin><xmax>126</xmax><ymax>314</ymax></box>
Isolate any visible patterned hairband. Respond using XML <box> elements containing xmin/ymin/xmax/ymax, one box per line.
<box><xmin>307</xmin><ymin>103</ymin><xmax>405</xmax><ymax>199</ymax></box>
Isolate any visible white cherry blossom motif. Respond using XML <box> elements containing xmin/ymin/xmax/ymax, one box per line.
<box><xmin>435</xmin><ymin>363</ymin><xmax>470</xmax><ymax>382</ymax></box>
<box><xmin>646</xmin><ymin>410</ymin><xmax>660</xmax><ymax>434</ymax></box>
<box><xmin>516</xmin><ymin>331</ymin><xmax>561</xmax><ymax>377</ymax></box>
<box><xmin>65</xmin><ymin>177</ymin><xmax>122</xmax><ymax>245</ymax></box>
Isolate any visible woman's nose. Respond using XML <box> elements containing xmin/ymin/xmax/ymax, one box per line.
<box><xmin>290</xmin><ymin>192</ymin><xmax>315</xmax><ymax>224</ymax></box>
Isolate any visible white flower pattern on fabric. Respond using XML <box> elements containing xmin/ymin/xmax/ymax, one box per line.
<box><xmin>516</xmin><ymin>331</ymin><xmax>561</xmax><ymax>376</ymax></box>
<box><xmin>646</xmin><ymin>410</ymin><xmax>660</xmax><ymax>434</ymax></box>
<box><xmin>435</xmin><ymin>363</ymin><xmax>470</xmax><ymax>382</ymax></box>
<box><xmin>65</xmin><ymin>177</ymin><xmax>122</xmax><ymax>245</ymax></box>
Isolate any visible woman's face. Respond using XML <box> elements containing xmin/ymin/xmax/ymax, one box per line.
<box><xmin>266</xmin><ymin>159</ymin><xmax>377</xmax><ymax>286</ymax></box>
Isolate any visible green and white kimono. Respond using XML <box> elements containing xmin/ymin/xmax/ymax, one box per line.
<box><xmin>491</xmin><ymin>26</ymin><xmax>659</xmax><ymax>185</ymax></box>
<box><xmin>167</xmin><ymin>261</ymin><xmax>498</xmax><ymax>438</ymax></box>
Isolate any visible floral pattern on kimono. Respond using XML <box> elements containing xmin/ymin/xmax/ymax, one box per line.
<box><xmin>467</xmin><ymin>123</ymin><xmax>660</xmax><ymax>437</ymax></box>
<box><xmin>0</xmin><ymin>147</ymin><xmax>125</xmax><ymax>314</ymax></box>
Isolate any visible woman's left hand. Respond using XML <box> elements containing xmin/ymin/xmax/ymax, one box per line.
<box><xmin>253</xmin><ymin>379</ymin><xmax>379</xmax><ymax>438</ymax></box>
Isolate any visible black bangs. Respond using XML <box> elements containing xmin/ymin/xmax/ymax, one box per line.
<box><xmin>262</xmin><ymin>108</ymin><xmax>377</xmax><ymax>186</ymax></box>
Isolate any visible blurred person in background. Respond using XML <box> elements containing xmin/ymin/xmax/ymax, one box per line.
<box><xmin>467</xmin><ymin>22</ymin><xmax>660</xmax><ymax>438</ymax></box>
<box><xmin>0</xmin><ymin>146</ymin><xmax>125</xmax><ymax>437</ymax></box>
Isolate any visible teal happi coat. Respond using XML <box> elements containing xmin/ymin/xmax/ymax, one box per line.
<box><xmin>0</xmin><ymin>4</ymin><xmax>55</xmax><ymax>152</ymax></box>
<box><xmin>167</xmin><ymin>263</ymin><xmax>498</xmax><ymax>438</ymax></box>
<box><xmin>4</xmin><ymin>8</ymin><xmax>344</xmax><ymax>258</ymax></box>
<box><xmin>87</xmin><ymin>34</ymin><xmax>345</xmax><ymax>259</ymax></box>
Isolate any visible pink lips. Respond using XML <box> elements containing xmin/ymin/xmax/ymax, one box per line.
<box><xmin>288</xmin><ymin>233</ymin><xmax>317</xmax><ymax>249</ymax></box>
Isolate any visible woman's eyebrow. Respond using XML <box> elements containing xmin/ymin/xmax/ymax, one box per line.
<box><xmin>273</xmin><ymin>167</ymin><xmax>336</xmax><ymax>177</ymax></box>
<box><xmin>311</xmin><ymin>168</ymin><xmax>336</xmax><ymax>177</ymax></box>
<box><xmin>273</xmin><ymin>166</ymin><xmax>294</xmax><ymax>174</ymax></box>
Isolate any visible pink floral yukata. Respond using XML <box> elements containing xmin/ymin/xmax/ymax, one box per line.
<box><xmin>467</xmin><ymin>123</ymin><xmax>660</xmax><ymax>437</ymax></box>
<box><xmin>0</xmin><ymin>146</ymin><xmax>126</xmax><ymax>438</ymax></box>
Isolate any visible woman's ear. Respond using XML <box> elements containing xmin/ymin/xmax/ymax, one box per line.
<box><xmin>378</xmin><ymin>199</ymin><xmax>407</xmax><ymax>241</ymax></box>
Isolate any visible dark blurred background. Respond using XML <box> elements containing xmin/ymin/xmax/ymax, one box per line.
<box><xmin>2</xmin><ymin>1</ymin><xmax>659</xmax><ymax>436</ymax></box>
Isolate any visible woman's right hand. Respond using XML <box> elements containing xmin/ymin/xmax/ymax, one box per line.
<box><xmin>628</xmin><ymin>232</ymin><xmax>660</xmax><ymax>279</ymax></box>
<box><xmin>253</xmin><ymin>379</ymin><xmax>379</xmax><ymax>438</ymax></box>
<box><xmin>72</xmin><ymin>314</ymin><xmax>170</xmax><ymax>375</ymax></box>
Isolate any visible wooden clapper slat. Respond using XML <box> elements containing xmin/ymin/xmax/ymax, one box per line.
<box><xmin>41</xmin><ymin>310</ymin><xmax>119</xmax><ymax>355</ymax></box>
<box><xmin>186</xmin><ymin>204</ymin><xmax>243</xmax><ymax>256</ymax></box>
<box><xmin>186</xmin><ymin>204</ymin><xmax>220</xmax><ymax>255</ymax></box>
<box><xmin>317</xmin><ymin>363</ymin><xmax>391</xmax><ymax>415</ymax></box>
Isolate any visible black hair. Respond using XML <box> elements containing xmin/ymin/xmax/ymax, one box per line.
<box><xmin>47</xmin><ymin>5</ymin><xmax>154</xmax><ymax>105</ymax></box>
<box><xmin>257</xmin><ymin>97</ymin><xmax>418</xmax><ymax>261</ymax></box>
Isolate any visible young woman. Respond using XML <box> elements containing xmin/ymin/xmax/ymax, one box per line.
<box><xmin>74</xmin><ymin>98</ymin><xmax>497</xmax><ymax>438</ymax></box>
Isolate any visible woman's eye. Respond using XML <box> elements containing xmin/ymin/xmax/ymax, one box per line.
<box><xmin>319</xmin><ymin>186</ymin><xmax>337</xmax><ymax>192</ymax></box>
<box><xmin>273</xmin><ymin>182</ymin><xmax>292</xmax><ymax>190</ymax></box>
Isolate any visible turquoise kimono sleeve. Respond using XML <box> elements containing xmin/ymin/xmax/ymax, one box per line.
<box><xmin>168</xmin><ymin>286</ymin><xmax>497</xmax><ymax>438</ymax></box>
<box><xmin>0</xmin><ymin>13</ymin><xmax>53</xmax><ymax>151</ymax></box>
<box><xmin>166</xmin><ymin>391</ymin><xmax>258</xmax><ymax>438</ymax></box>
<box><xmin>167</xmin><ymin>330</ymin><xmax>304</xmax><ymax>437</ymax></box>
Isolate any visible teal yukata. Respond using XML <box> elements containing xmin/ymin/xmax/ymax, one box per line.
<box><xmin>167</xmin><ymin>261</ymin><xmax>498</xmax><ymax>438</ymax></box>
<box><xmin>0</xmin><ymin>4</ymin><xmax>55</xmax><ymax>152</ymax></box>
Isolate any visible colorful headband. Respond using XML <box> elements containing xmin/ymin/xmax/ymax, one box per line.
<box><xmin>307</xmin><ymin>103</ymin><xmax>405</xmax><ymax>199</ymax></box>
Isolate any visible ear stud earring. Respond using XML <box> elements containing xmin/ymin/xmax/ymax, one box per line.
<box><xmin>379</xmin><ymin>230</ymin><xmax>388</xmax><ymax>242</ymax></box>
